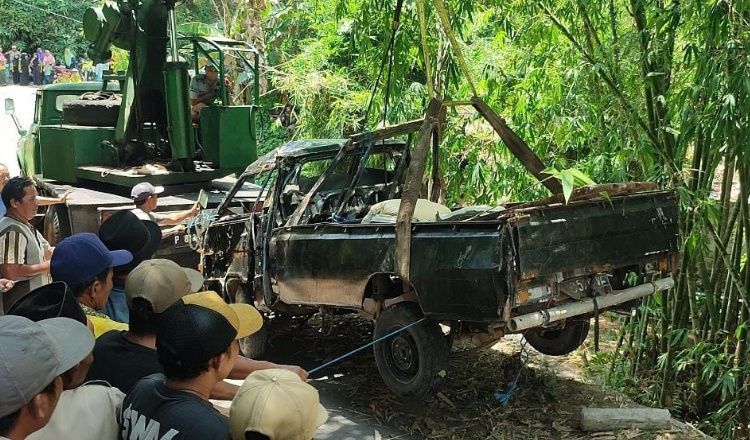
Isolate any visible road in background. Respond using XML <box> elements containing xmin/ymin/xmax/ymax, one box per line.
<box><xmin>0</xmin><ymin>85</ymin><xmax>38</xmax><ymax>176</ymax></box>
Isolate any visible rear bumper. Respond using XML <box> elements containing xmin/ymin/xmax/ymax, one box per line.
<box><xmin>508</xmin><ymin>276</ymin><xmax>674</xmax><ymax>332</ymax></box>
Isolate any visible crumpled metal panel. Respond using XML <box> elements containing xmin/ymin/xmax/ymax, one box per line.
<box><xmin>512</xmin><ymin>191</ymin><xmax>679</xmax><ymax>281</ymax></box>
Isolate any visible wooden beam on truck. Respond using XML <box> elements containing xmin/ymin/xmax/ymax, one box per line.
<box><xmin>348</xmin><ymin>118</ymin><xmax>425</xmax><ymax>148</ymax></box>
<box><xmin>472</xmin><ymin>97</ymin><xmax>564</xmax><ymax>195</ymax></box>
<box><xmin>580</xmin><ymin>407</ymin><xmax>672</xmax><ymax>432</ymax></box>
<box><xmin>395</xmin><ymin>98</ymin><xmax>441</xmax><ymax>283</ymax></box>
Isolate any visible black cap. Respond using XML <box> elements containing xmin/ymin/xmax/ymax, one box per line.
<box><xmin>156</xmin><ymin>300</ymin><xmax>237</xmax><ymax>369</ymax></box>
<box><xmin>7</xmin><ymin>282</ymin><xmax>87</xmax><ymax>325</ymax></box>
<box><xmin>99</xmin><ymin>210</ymin><xmax>161</xmax><ymax>272</ymax></box>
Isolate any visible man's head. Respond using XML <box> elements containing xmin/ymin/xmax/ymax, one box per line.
<box><xmin>156</xmin><ymin>291</ymin><xmax>262</xmax><ymax>385</ymax></box>
<box><xmin>131</xmin><ymin>182</ymin><xmax>164</xmax><ymax>211</ymax></box>
<box><xmin>125</xmin><ymin>259</ymin><xmax>204</xmax><ymax>336</ymax></box>
<box><xmin>11</xmin><ymin>45</ymin><xmax>17</xmax><ymax>51</ymax></box>
<box><xmin>50</xmin><ymin>233</ymin><xmax>133</xmax><ymax>309</ymax></box>
<box><xmin>0</xmin><ymin>316</ymin><xmax>94</xmax><ymax>439</ymax></box>
<box><xmin>2</xmin><ymin>176</ymin><xmax>37</xmax><ymax>221</ymax></box>
<box><xmin>99</xmin><ymin>210</ymin><xmax>161</xmax><ymax>276</ymax></box>
<box><xmin>7</xmin><ymin>282</ymin><xmax>95</xmax><ymax>390</ymax></box>
<box><xmin>0</xmin><ymin>164</ymin><xmax>10</xmax><ymax>191</ymax></box>
<box><xmin>205</xmin><ymin>64</ymin><xmax>219</xmax><ymax>84</ymax></box>
<box><xmin>230</xmin><ymin>369</ymin><xmax>328</xmax><ymax>440</ymax></box>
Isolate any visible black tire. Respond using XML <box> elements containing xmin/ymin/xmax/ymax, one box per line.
<box><xmin>44</xmin><ymin>204</ymin><xmax>72</xmax><ymax>246</ymax></box>
<box><xmin>374</xmin><ymin>303</ymin><xmax>448</xmax><ymax>399</ymax></box>
<box><xmin>524</xmin><ymin>320</ymin><xmax>590</xmax><ymax>356</ymax></box>
<box><xmin>236</xmin><ymin>283</ymin><xmax>267</xmax><ymax>358</ymax></box>
<box><xmin>62</xmin><ymin>99</ymin><xmax>120</xmax><ymax>126</ymax></box>
<box><xmin>240</xmin><ymin>323</ymin><xmax>267</xmax><ymax>358</ymax></box>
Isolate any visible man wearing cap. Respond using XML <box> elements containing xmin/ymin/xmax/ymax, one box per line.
<box><xmin>7</xmin><ymin>282</ymin><xmax>124</xmax><ymax>440</ymax></box>
<box><xmin>98</xmin><ymin>210</ymin><xmax>161</xmax><ymax>323</ymax></box>
<box><xmin>0</xmin><ymin>177</ymin><xmax>52</xmax><ymax>313</ymax></box>
<box><xmin>0</xmin><ymin>315</ymin><xmax>94</xmax><ymax>440</ymax></box>
<box><xmin>87</xmin><ymin>259</ymin><xmax>308</xmax><ymax>399</ymax></box>
<box><xmin>190</xmin><ymin>64</ymin><xmax>221</xmax><ymax>122</ymax></box>
<box><xmin>230</xmin><ymin>369</ymin><xmax>328</xmax><ymax>440</ymax></box>
<box><xmin>120</xmin><ymin>291</ymin><xmax>260</xmax><ymax>440</ymax></box>
<box><xmin>50</xmin><ymin>233</ymin><xmax>133</xmax><ymax>337</ymax></box>
<box><xmin>131</xmin><ymin>182</ymin><xmax>199</xmax><ymax>238</ymax></box>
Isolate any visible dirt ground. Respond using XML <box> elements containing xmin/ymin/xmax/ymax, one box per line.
<box><xmin>258</xmin><ymin>313</ymin><xmax>710</xmax><ymax>440</ymax></box>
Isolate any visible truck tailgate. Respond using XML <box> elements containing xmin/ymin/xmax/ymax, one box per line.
<box><xmin>508</xmin><ymin>190</ymin><xmax>679</xmax><ymax>281</ymax></box>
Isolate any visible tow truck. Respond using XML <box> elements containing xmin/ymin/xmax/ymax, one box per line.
<box><xmin>5</xmin><ymin>0</ymin><xmax>264</xmax><ymax>266</ymax></box>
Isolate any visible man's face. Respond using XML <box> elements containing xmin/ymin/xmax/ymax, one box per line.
<box><xmin>206</xmin><ymin>67</ymin><xmax>218</xmax><ymax>84</ymax></box>
<box><xmin>11</xmin><ymin>46</ymin><xmax>17</xmax><ymax>52</ymax></box>
<box><xmin>148</xmin><ymin>194</ymin><xmax>159</xmax><ymax>210</ymax></box>
<box><xmin>217</xmin><ymin>340</ymin><xmax>239</xmax><ymax>381</ymax></box>
<box><xmin>30</xmin><ymin>375</ymin><xmax>63</xmax><ymax>432</ymax></box>
<box><xmin>11</xmin><ymin>185</ymin><xmax>39</xmax><ymax>221</ymax></box>
<box><xmin>0</xmin><ymin>167</ymin><xmax>10</xmax><ymax>190</ymax></box>
<box><xmin>63</xmin><ymin>351</ymin><xmax>94</xmax><ymax>390</ymax></box>
<box><xmin>90</xmin><ymin>267</ymin><xmax>114</xmax><ymax>309</ymax></box>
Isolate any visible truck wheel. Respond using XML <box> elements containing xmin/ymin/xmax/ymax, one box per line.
<box><xmin>44</xmin><ymin>205</ymin><xmax>72</xmax><ymax>246</ymax></box>
<box><xmin>239</xmin><ymin>322</ymin><xmax>267</xmax><ymax>359</ymax></box>
<box><xmin>62</xmin><ymin>99</ymin><xmax>120</xmax><ymax>126</ymax></box>
<box><xmin>374</xmin><ymin>303</ymin><xmax>448</xmax><ymax>399</ymax></box>
<box><xmin>524</xmin><ymin>320</ymin><xmax>590</xmax><ymax>356</ymax></box>
<box><xmin>237</xmin><ymin>283</ymin><xmax>267</xmax><ymax>358</ymax></box>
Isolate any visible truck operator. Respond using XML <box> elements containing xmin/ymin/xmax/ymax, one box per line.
<box><xmin>189</xmin><ymin>64</ymin><xmax>221</xmax><ymax>122</ymax></box>
<box><xmin>130</xmin><ymin>183</ymin><xmax>199</xmax><ymax>239</ymax></box>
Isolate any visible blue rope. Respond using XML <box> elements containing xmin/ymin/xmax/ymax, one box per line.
<box><xmin>492</xmin><ymin>340</ymin><xmax>529</xmax><ymax>405</ymax></box>
<box><xmin>308</xmin><ymin>317</ymin><xmax>427</xmax><ymax>375</ymax></box>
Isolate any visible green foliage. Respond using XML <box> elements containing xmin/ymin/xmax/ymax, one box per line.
<box><xmin>0</xmin><ymin>0</ymin><xmax>95</xmax><ymax>58</ymax></box>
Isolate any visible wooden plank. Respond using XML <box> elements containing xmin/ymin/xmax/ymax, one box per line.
<box><xmin>472</xmin><ymin>97</ymin><xmax>563</xmax><ymax>195</ymax></box>
<box><xmin>395</xmin><ymin>98</ymin><xmax>442</xmax><ymax>282</ymax></box>
<box><xmin>580</xmin><ymin>407</ymin><xmax>671</xmax><ymax>432</ymax></box>
<box><xmin>348</xmin><ymin>118</ymin><xmax>425</xmax><ymax>147</ymax></box>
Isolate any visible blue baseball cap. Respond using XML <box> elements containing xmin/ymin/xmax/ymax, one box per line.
<box><xmin>51</xmin><ymin>233</ymin><xmax>133</xmax><ymax>285</ymax></box>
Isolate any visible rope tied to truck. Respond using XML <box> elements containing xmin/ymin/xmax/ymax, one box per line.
<box><xmin>493</xmin><ymin>339</ymin><xmax>530</xmax><ymax>406</ymax></box>
<box><xmin>307</xmin><ymin>317</ymin><xmax>426</xmax><ymax>375</ymax></box>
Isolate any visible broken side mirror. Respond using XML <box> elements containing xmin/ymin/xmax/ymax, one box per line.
<box><xmin>6</xmin><ymin>98</ymin><xmax>27</xmax><ymax>136</ymax></box>
<box><xmin>5</xmin><ymin>98</ymin><xmax>15</xmax><ymax>115</ymax></box>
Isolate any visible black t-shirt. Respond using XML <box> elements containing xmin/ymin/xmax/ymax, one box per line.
<box><xmin>121</xmin><ymin>374</ymin><xmax>229</xmax><ymax>440</ymax></box>
<box><xmin>86</xmin><ymin>330</ymin><xmax>163</xmax><ymax>393</ymax></box>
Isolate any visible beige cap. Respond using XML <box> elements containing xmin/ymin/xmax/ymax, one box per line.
<box><xmin>230</xmin><ymin>369</ymin><xmax>328</xmax><ymax>440</ymax></box>
<box><xmin>125</xmin><ymin>259</ymin><xmax>204</xmax><ymax>313</ymax></box>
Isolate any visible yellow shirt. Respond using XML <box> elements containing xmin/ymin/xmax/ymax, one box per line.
<box><xmin>81</xmin><ymin>304</ymin><xmax>129</xmax><ymax>338</ymax></box>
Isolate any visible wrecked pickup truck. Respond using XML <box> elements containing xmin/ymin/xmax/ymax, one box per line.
<box><xmin>198</xmin><ymin>103</ymin><xmax>679</xmax><ymax>398</ymax></box>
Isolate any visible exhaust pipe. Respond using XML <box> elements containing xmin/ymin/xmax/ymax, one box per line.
<box><xmin>508</xmin><ymin>276</ymin><xmax>674</xmax><ymax>332</ymax></box>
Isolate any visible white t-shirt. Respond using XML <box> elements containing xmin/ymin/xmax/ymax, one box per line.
<box><xmin>27</xmin><ymin>382</ymin><xmax>124</xmax><ymax>440</ymax></box>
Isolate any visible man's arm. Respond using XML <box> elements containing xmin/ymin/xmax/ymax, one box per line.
<box><xmin>156</xmin><ymin>204</ymin><xmax>199</xmax><ymax>226</ymax></box>
<box><xmin>190</xmin><ymin>90</ymin><xmax>217</xmax><ymax>107</ymax></box>
<box><xmin>209</xmin><ymin>381</ymin><xmax>240</xmax><ymax>401</ymax></box>
<box><xmin>1</xmin><ymin>261</ymin><xmax>50</xmax><ymax>280</ymax></box>
<box><xmin>0</xmin><ymin>231</ymin><xmax>50</xmax><ymax>280</ymax></box>
<box><xmin>229</xmin><ymin>356</ymin><xmax>309</xmax><ymax>381</ymax></box>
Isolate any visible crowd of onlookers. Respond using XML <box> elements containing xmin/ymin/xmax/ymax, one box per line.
<box><xmin>0</xmin><ymin>45</ymin><xmax>112</xmax><ymax>86</ymax></box>
<box><xmin>0</xmin><ymin>168</ymin><xmax>328</xmax><ymax>440</ymax></box>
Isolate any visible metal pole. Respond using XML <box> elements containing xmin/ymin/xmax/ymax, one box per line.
<box><xmin>168</xmin><ymin>8</ymin><xmax>179</xmax><ymax>60</ymax></box>
<box><xmin>508</xmin><ymin>276</ymin><xmax>675</xmax><ymax>332</ymax></box>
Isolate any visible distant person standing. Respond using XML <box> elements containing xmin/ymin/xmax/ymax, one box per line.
<box><xmin>19</xmin><ymin>53</ymin><xmax>30</xmax><ymax>86</ymax></box>
<box><xmin>0</xmin><ymin>48</ymin><xmax>7</xmax><ymax>86</ymax></box>
<box><xmin>31</xmin><ymin>47</ymin><xmax>44</xmax><ymax>86</ymax></box>
<box><xmin>63</xmin><ymin>48</ymin><xmax>76</xmax><ymax>70</ymax></box>
<box><xmin>43</xmin><ymin>50</ymin><xmax>55</xmax><ymax>84</ymax></box>
<box><xmin>31</xmin><ymin>52</ymin><xmax>43</xmax><ymax>86</ymax></box>
<box><xmin>9</xmin><ymin>46</ymin><xmax>21</xmax><ymax>84</ymax></box>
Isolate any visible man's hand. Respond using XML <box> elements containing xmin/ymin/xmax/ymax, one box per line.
<box><xmin>190</xmin><ymin>202</ymin><xmax>200</xmax><ymax>216</ymax></box>
<box><xmin>0</xmin><ymin>279</ymin><xmax>15</xmax><ymax>293</ymax></box>
<box><xmin>59</xmin><ymin>188</ymin><xmax>73</xmax><ymax>203</ymax></box>
<box><xmin>275</xmin><ymin>364</ymin><xmax>309</xmax><ymax>381</ymax></box>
